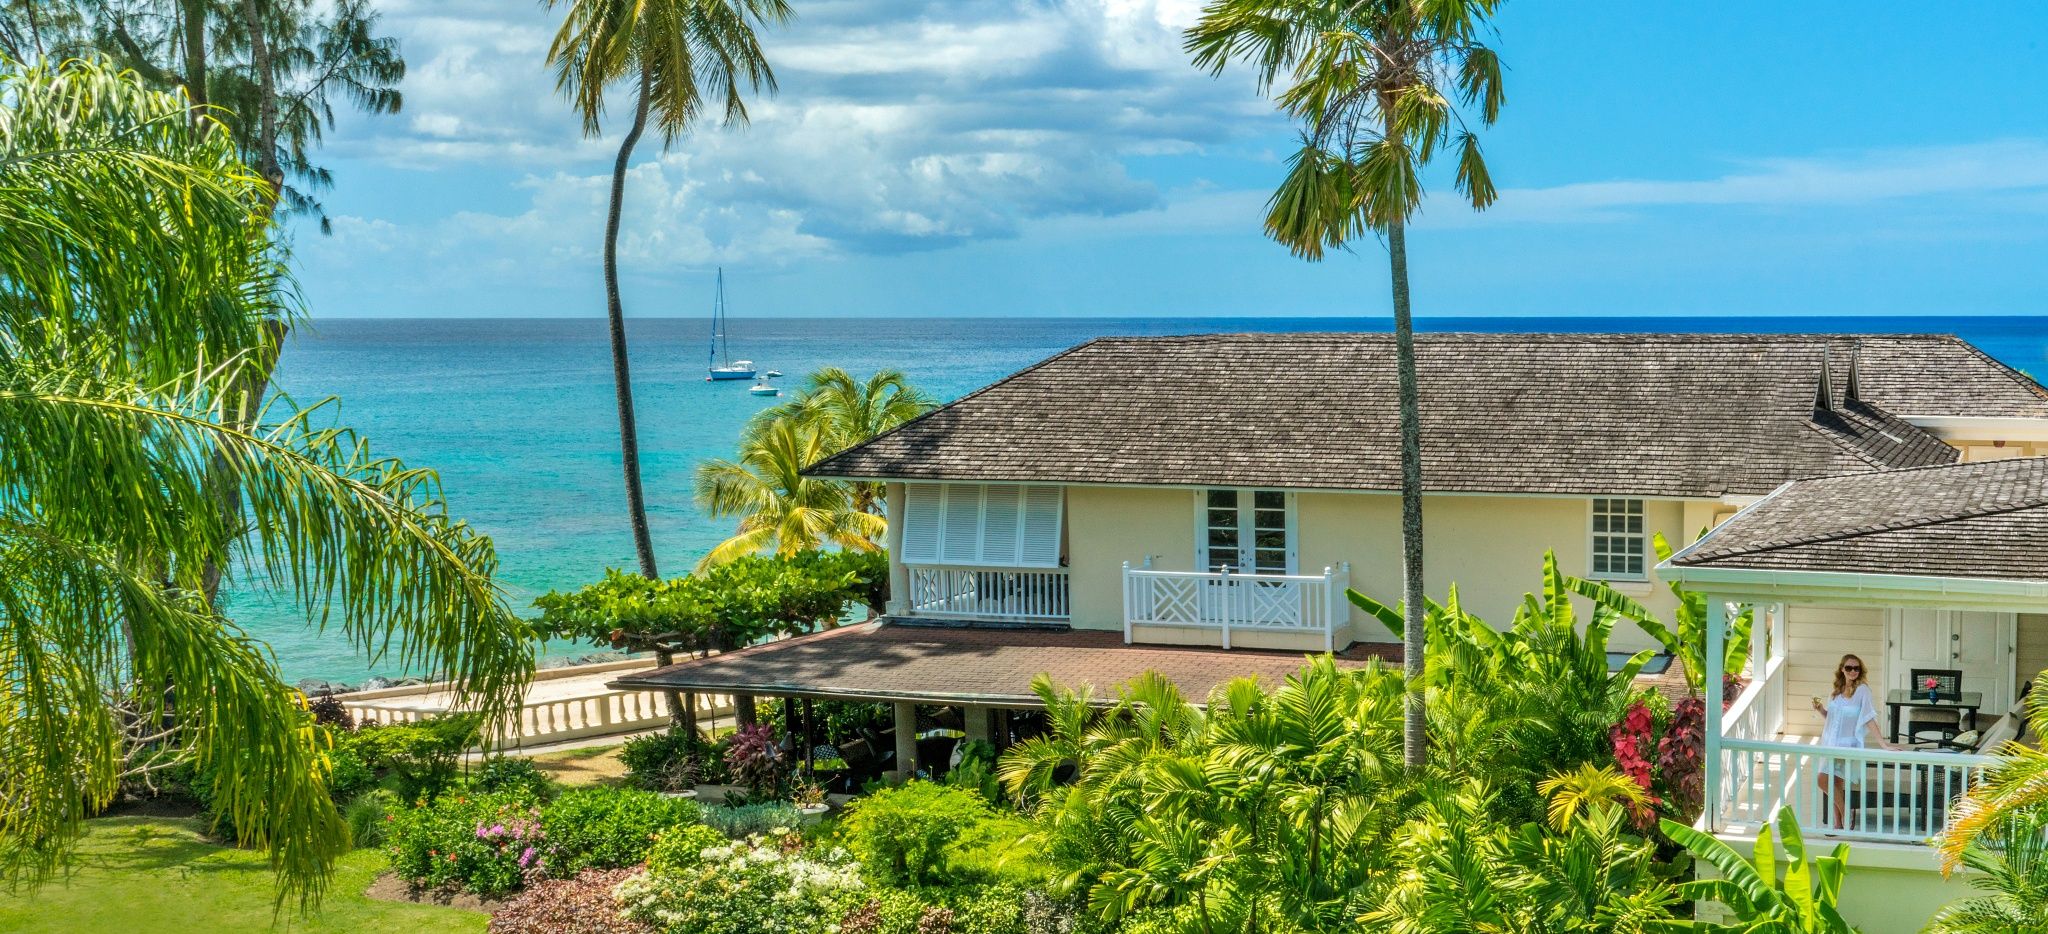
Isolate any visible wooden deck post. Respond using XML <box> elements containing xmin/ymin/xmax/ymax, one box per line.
<box><xmin>893</xmin><ymin>701</ymin><xmax>918</xmax><ymax>781</ymax></box>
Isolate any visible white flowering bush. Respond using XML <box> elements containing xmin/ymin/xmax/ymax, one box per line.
<box><xmin>615</xmin><ymin>831</ymin><xmax>864</xmax><ymax>934</ymax></box>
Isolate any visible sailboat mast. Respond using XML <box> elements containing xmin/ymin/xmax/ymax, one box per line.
<box><xmin>709</xmin><ymin>267</ymin><xmax>725</xmax><ymax>369</ymax></box>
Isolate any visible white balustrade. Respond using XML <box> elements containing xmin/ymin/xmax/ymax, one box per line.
<box><xmin>905</xmin><ymin>564</ymin><xmax>1070</xmax><ymax>622</ymax></box>
<box><xmin>345</xmin><ymin>689</ymin><xmax>737</xmax><ymax>748</ymax></box>
<box><xmin>1716</xmin><ymin>738</ymin><xmax>1994</xmax><ymax>844</ymax></box>
<box><xmin>1122</xmin><ymin>562</ymin><xmax>1351</xmax><ymax>651</ymax></box>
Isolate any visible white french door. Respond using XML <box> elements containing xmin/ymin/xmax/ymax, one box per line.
<box><xmin>1887</xmin><ymin>608</ymin><xmax>2017</xmax><ymax>715</ymax></box>
<box><xmin>1197</xmin><ymin>489</ymin><xmax>1296</xmax><ymax>574</ymax></box>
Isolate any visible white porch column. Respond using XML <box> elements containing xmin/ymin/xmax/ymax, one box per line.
<box><xmin>893</xmin><ymin>701</ymin><xmax>918</xmax><ymax>782</ymax></box>
<box><xmin>885</xmin><ymin>483</ymin><xmax>910</xmax><ymax>617</ymax></box>
<box><xmin>963</xmin><ymin>705</ymin><xmax>992</xmax><ymax>748</ymax></box>
<box><xmin>1703</xmin><ymin>596</ymin><xmax>1727</xmax><ymax>832</ymax></box>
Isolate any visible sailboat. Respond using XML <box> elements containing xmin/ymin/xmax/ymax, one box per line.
<box><xmin>705</xmin><ymin>268</ymin><xmax>756</xmax><ymax>381</ymax></box>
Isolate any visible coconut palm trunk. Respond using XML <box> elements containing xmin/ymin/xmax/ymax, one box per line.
<box><xmin>1388</xmin><ymin>217</ymin><xmax>1427</xmax><ymax>771</ymax></box>
<box><xmin>602</xmin><ymin>72</ymin><xmax>659</xmax><ymax>583</ymax></box>
<box><xmin>596</xmin><ymin>71</ymin><xmax>707</xmax><ymax>722</ymax></box>
<box><xmin>180</xmin><ymin>0</ymin><xmax>208</xmax><ymax>120</ymax></box>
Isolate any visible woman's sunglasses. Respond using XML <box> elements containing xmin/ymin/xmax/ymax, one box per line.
<box><xmin>1841</xmin><ymin>665</ymin><xmax>1862</xmax><ymax>673</ymax></box>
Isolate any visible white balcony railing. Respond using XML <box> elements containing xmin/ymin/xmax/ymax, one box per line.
<box><xmin>1711</xmin><ymin>652</ymin><xmax>1994</xmax><ymax>843</ymax></box>
<box><xmin>905</xmin><ymin>564</ymin><xmax>1070</xmax><ymax>622</ymax></box>
<box><xmin>1715</xmin><ymin>739</ymin><xmax>1995</xmax><ymax>844</ymax></box>
<box><xmin>1122</xmin><ymin>562</ymin><xmax>1351</xmax><ymax>651</ymax></box>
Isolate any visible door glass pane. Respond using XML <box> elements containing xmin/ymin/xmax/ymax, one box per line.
<box><xmin>1208</xmin><ymin>490</ymin><xmax>1238</xmax><ymax>509</ymax></box>
<box><xmin>1254</xmin><ymin>549</ymin><xmax>1287</xmax><ymax>574</ymax></box>
<box><xmin>1253</xmin><ymin>490</ymin><xmax>1284</xmax><ymax>510</ymax></box>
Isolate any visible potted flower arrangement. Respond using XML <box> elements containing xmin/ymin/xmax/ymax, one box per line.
<box><xmin>658</xmin><ymin>755</ymin><xmax>700</xmax><ymax>800</ymax></box>
<box><xmin>1923</xmin><ymin>675</ymin><xmax>1942</xmax><ymax>704</ymax></box>
<box><xmin>792</xmin><ymin>777</ymin><xmax>829</xmax><ymax>822</ymax></box>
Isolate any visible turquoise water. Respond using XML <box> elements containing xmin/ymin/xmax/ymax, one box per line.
<box><xmin>239</xmin><ymin>315</ymin><xmax>2048</xmax><ymax>682</ymax></box>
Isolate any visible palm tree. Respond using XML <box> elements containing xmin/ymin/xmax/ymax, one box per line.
<box><xmin>769</xmin><ymin>367</ymin><xmax>936</xmax><ymax>513</ymax></box>
<box><xmin>1938</xmin><ymin>671</ymin><xmax>2048</xmax><ymax>872</ymax></box>
<box><xmin>0</xmin><ymin>59</ymin><xmax>531</xmax><ymax>904</ymax></box>
<box><xmin>1927</xmin><ymin>811</ymin><xmax>2048</xmax><ymax>934</ymax></box>
<box><xmin>1187</xmin><ymin>0</ymin><xmax>1506</xmax><ymax>771</ymax></box>
<box><xmin>694</xmin><ymin>416</ymin><xmax>886</xmax><ymax>568</ymax></box>
<box><xmin>544</xmin><ymin>0</ymin><xmax>791</xmax><ymax>582</ymax></box>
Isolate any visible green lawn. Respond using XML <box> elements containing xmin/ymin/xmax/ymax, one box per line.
<box><xmin>0</xmin><ymin>817</ymin><xmax>487</xmax><ymax>934</ymax></box>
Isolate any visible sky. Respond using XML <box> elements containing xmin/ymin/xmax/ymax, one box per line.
<box><xmin>295</xmin><ymin>0</ymin><xmax>2048</xmax><ymax>319</ymax></box>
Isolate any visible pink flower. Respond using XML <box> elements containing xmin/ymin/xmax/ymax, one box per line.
<box><xmin>1923</xmin><ymin>676</ymin><xmax>1940</xmax><ymax>690</ymax></box>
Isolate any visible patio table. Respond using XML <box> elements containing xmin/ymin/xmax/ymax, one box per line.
<box><xmin>1885</xmin><ymin>689</ymin><xmax>1982</xmax><ymax>743</ymax></box>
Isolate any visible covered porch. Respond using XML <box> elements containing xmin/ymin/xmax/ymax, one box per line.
<box><xmin>608</xmin><ymin>619</ymin><xmax>1400</xmax><ymax>783</ymax></box>
<box><xmin>1664</xmin><ymin>457</ymin><xmax>2048</xmax><ymax>850</ymax></box>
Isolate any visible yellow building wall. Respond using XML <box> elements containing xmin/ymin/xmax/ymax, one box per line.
<box><xmin>1951</xmin><ymin>439</ymin><xmax>2048</xmax><ymax>462</ymax></box>
<box><xmin>1058</xmin><ymin>485</ymin><xmax>1695</xmax><ymax>652</ymax></box>
<box><xmin>1062</xmin><ymin>486</ymin><xmax>1197</xmax><ymax>631</ymax></box>
<box><xmin>1781</xmin><ymin>606</ymin><xmax>1887</xmax><ymax>739</ymax></box>
<box><xmin>2018</xmin><ymin>613</ymin><xmax>2048</xmax><ymax>696</ymax></box>
<box><xmin>1702</xmin><ymin>849</ymin><xmax>1976</xmax><ymax>934</ymax></box>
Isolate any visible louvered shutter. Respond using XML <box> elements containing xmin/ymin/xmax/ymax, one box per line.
<box><xmin>901</xmin><ymin>483</ymin><xmax>944</xmax><ymax>563</ymax></box>
<box><xmin>1019</xmin><ymin>485</ymin><xmax>1063</xmax><ymax>567</ymax></box>
<box><xmin>940</xmin><ymin>485</ymin><xmax>984</xmax><ymax>564</ymax></box>
<box><xmin>980</xmin><ymin>484</ymin><xmax>1023</xmax><ymax>565</ymax></box>
<box><xmin>900</xmin><ymin>482</ymin><xmax>1063</xmax><ymax>567</ymax></box>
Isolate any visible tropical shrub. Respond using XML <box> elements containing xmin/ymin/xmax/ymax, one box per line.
<box><xmin>348</xmin><ymin>715</ymin><xmax>484</xmax><ymax>802</ymax></box>
<box><xmin>646</xmin><ymin>824</ymin><xmax>730</xmax><ymax>875</ymax></box>
<box><xmin>943</xmin><ymin>740</ymin><xmax>1003</xmax><ymax>805</ymax></box>
<box><xmin>343</xmin><ymin>789</ymin><xmax>398</xmax><ymax>849</ymax></box>
<box><xmin>1574</xmin><ymin>531</ymin><xmax>1754</xmax><ymax>695</ymax></box>
<box><xmin>487</xmin><ymin>867</ymin><xmax>655</xmax><ymax>934</ymax></box>
<box><xmin>842</xmin><ymin>781</ymin><xmax>994</xmax><ymax>886</ymax></box>
<box><xmin>1663</xmin><ymin>808</ymin><xmax>1855</xmax><ymax>932</ymax></box>
<box><xmin>725</xmin><ymin>723</ymin><xmax>788</xmax><ymax>797</ymax></box>
<box><xmin>1364</xmin><ymin>794</ymin><xmax>1677</xmax><ymax>933</ymax></box>
<box><xmin>387</xmin><ymin>792</ymin><xmax>547</xmax><ymax>897</ymax></box>
<box><xmin>327</xmin><ymin>733</ymin><xmax>380</xmax><ymax>803</ymax></box>
<box><xmin>700</xmin><ymin>801</ymin><xmax>804</xmax><ymax>839</ymax></box>
<box><xmin>533</xmin><ymin>550</ymin><xmax>887</xmax><ymax>662</ymax></box>
<box><xmin>621</xmin><ymin>727</ymin><xmax>728</xmax><ymax>789</ymax></box>
<box><xmin>615</xmin><ymin>833</ymin><xmax>864</xmax><ymax>934</ymax></box>
<box><xmin>1926</xmin><ymin>810</ymin><xmax>2048</xmax><ymax>934</ymax></box>
<box><xmin>308</xmin><ymin>692</ymin><xmax>356</xmax><ymax>730</ymax></box>
<box><xmin>540</xmin><ymin>786</ymin><xmax>699</xmax><ymax>875</ymax></box>
<box><xmin>758</xmin><ymin>700</ymin><xmax>893</xmax><ymax>747</ymax></box>
<box><xmin>473</xmin><ymin>755</ymin><xmax>554</xmax><ymax>798</ymax></box>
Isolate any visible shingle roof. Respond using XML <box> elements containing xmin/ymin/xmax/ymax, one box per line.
<box><xmin>609</xmin><ymin>620</ymin><xmax>1402</xmax><ymax>705</ymax></box>
<box><xmin>807</xmin><ymin>334</ymin><xmax>2048</xmax><ymax>498</ymax></box>
<box><xmin>1668</xmin><ymin>457</ymin><xmax>2048</xmax><ymax>581</ymax></box>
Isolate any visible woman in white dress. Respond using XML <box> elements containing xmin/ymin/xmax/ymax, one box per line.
<box><xmin>1808</xmin><ymin>653</ymin><xmax>1896</xmax><ymax>830</ymax></box>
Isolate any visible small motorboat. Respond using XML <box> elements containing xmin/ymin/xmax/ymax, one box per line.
<box><xmin>748</xmin><ymin>378</ymin><xmax>780</xmax><ymax>397</ymax></box>
<box><xmin>765</xmin><ymin>369</ymin><xmax>784</xmax><ymax>378</ymax></box>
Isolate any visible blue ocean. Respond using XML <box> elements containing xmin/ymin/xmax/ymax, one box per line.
<box><xmin>241</xmin><ymin>315</ymin><xmax>2048</xmax><ymax>682</ymax></box>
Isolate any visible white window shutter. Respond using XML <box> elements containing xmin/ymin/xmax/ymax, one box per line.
<box><xmin>981</xmin><ymin>484</ymin><xmax>1023</xmax><ymax>565</ymax></box>
<box><xmin>1019</xmin><ymin>485</ymin><xmax>1064</xmax><ymax>568</ymax></box>
<box><xmin>901</xmin><ymin>483</ymin><xmax>943</xmax><ymax>564</ymax></box>
<box><xmin>940</xmin><ymin>485</ymin><xmax>985</xmax><ymax>564</ymax></box>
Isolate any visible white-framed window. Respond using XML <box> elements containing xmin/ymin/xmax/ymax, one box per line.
<box><xmin>1589</xmin><ymin>497</ymin><xmax>1648</xmax><ymax>579</ymax></box>
<box><xmin>901</xmin><ymin>483</ymin><xmax>1064</xmax><ymax>567</ymax></box>
<box><xmin>1196</xmin><ymin>489</ymin><xmax>1296</xmax><ymax>575</ymax></box>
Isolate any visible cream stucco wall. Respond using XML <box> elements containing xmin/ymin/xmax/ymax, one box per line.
<box><xmin>1063</xmin><ymin>485</ymin><xmax>1197</xmax><ymax>631</ymax></box>
<box><xmin>1054</xmin><ymin>485</ymin><xmax>1695</xmax><ymax>652</ymax></box>
<box><xmin>2018</xmin><ymin>613</ymin><xmax>2048</xmax><ymax>695</ymax></box>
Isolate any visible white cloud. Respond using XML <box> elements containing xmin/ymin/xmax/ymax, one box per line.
<box><xmin>323</xmin><ymin>0</ymin><xmax>1280</xmax><ymax>260</ymax></box>
<box><xmin>1442</xmin><ymin>140</ymin><xmax>2048</xmax><ymax>226</ymax></box>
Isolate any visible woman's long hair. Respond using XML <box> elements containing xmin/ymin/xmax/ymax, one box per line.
<box><xmin>1831</xmin><ymin>654</ymin><xmax>1867</xmax><ymax>699</ymax></box>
